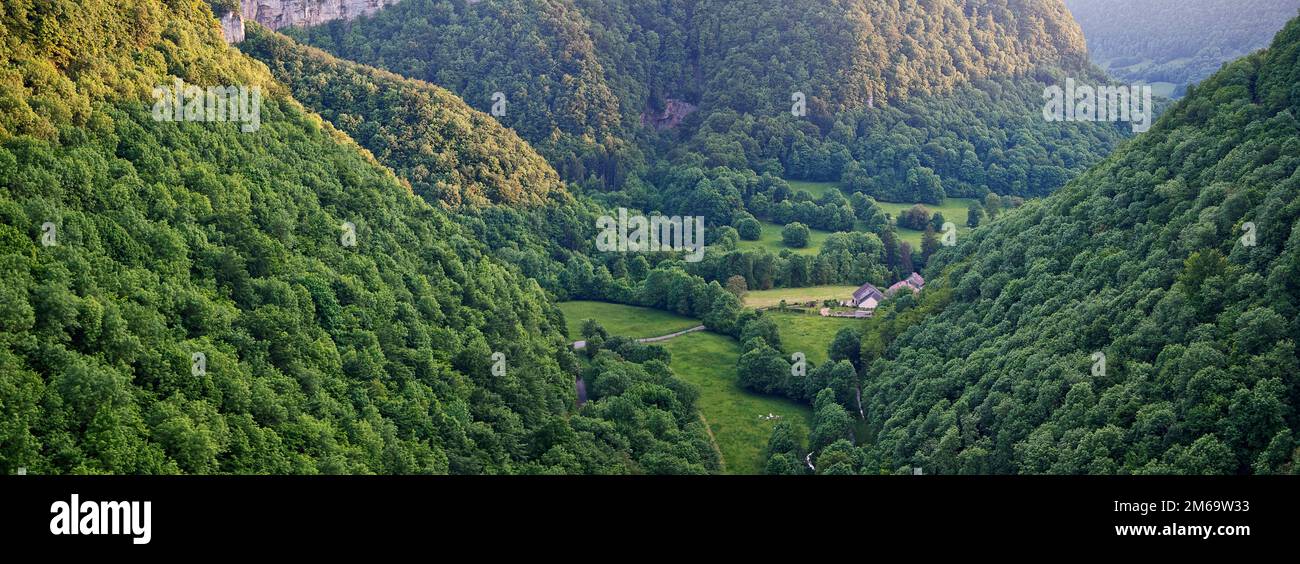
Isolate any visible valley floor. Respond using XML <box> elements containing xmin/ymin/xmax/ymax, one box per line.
<box><xmin>658</xmin><ymin>331</ymin><xmax>813</xmax><ymax>475</ymax></box>
<box><xmin>558</xmin><ymin>301</ymin><xmax>815</xmax><ymax>474</ymax></box>
<box><xmin>736</xmin><ymin>220</ymin><xmax>832</xmax><ymax>256</ymax></box>
<box><xmin>784</xmin><ymin>179</ymin><xmax>980</xmax><ymax>248</ymax></box>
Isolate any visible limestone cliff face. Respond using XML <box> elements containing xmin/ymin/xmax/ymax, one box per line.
<box><xmin>220</xmin><ymin>12</ymin><xmax>245</xmax><ymax>44</ymax></box>
<box><xmin>241</xmin><ymin>0</ymin><xmax>402</xmax><ymax>31</ymax></box>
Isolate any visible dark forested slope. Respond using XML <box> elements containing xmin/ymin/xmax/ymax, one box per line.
<box><xmin>684</xmin><ymin>0</ymin><xmax>1086</xmax><ymax>113</ymax></box>
<box><xmin>0</xmin><ymin>0</ymin><xmax>717</xmax><ymax>475</ymax></box>
<box><xmin>856</xmin><ymin>16</ymin><xmax>1300</xmax><ymax>475</ymax></box>
<box><xmin>300</xmin><ymin>0</ymin><xmax>1087</xmax><ymax>123</ymax></box>
<box><xmin>288</xmin><ymin>0</ymin><xmax>1117</xmax><ymax>200</ymax></box>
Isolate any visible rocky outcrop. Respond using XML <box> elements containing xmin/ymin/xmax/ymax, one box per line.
<box><xmin>640</xmin><ymin>98</ymin><xmax>697</xmax><ymax>130</ymax></box>
<box><xmin>220</xmin><ymin>12</ymin><xmax>245</xmax><ymax>43</ymax></box>
<box><xmin>241</xmin><ymin>0</ymin><xmax>402</xmax><ymax>31</ymax></box>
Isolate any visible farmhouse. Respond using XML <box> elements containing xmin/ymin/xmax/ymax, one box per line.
<box><xmin>886</xmin><ymin>272</ymin><xmax>925</xmax><ymax>296</ymax></box>
<box><xmin>844</xmin><ymin>282</ymin><xmax>884</xmax><ymax>310</ymax></box>
<box><xmin>828</xmin><ymin>274</ymin><xmax>926</xmax><ymax>318</ymax></box>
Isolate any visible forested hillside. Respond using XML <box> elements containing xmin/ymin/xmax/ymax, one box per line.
<box><xmin>290</xmin><ymin>0</ymin><xmax>630</xmax><ymax>190</ymax></box>
<box><xmin>238</xmin><ymin>23</ymin><xmax>602</xmax><ymax>295</ymax></box>
<box><xmin>841</xmin><ymin>17</ymin><xmax>1300</xmax><ymax>475</ymax></box>
<box><xmin>1065</xmin><ymin>0</ymin><xmax>1300</xmax><ymax>96</ymax></box>
<box><xmin>684</xmin><ymin>0</ymin><xmax>1086</xmax><ymax>112</ymax></box>
<box><xmin>240</xmin><ymin>23</ymin><xmax>567</xmax><ymax>209</ymax></box>
<box><xmin>0</xmin><ymin>0</ymin><xmax>718</xmax><ymax>475</ymax></box>
<box><xmin>300</xmin><ymin>0</ymin><xmax>1086</xmax><ymax>122</ymax></box>
<box><xmin>11</xmin><ymin>0</ymin><xmax>1293</xmax><ymax>480</ymax></box>
<box><xmin>677</xmin><ymin>70</ymin><xmax>1127</xmax><ymax>202</ymax></box>
<box><xmin>289</xmin><ymin>0</ymin><xmax>1125</xmax><ymax>204</ymax></box>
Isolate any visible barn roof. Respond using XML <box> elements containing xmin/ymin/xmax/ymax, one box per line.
<box><xmin>853</xmin><ymin>282</ymin><xmax>884</xmax><ymax>302</ymax></box>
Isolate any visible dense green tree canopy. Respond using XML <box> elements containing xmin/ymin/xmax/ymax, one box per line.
<box><xmin>858</xmin><ymin>17</ymin><xmax>1300</xmax><ymax>475</ymax></box>
<box><xmin>10</xmin><ymin>0</ymin><xmax>1296</xmax><ymax>479</ymax></box>
<box><xmin>0</xmin><ymin>0</ymin><xmax>717</xmax><ymax>475</ymax></box>
<box><xmin>241</xmin><ymin>25</ymin><xmax>567</xmax><ymax>209</ymax></box>
<box><xmin>287</xmin><ymin>0</ymin><xmax>1123</xmax><ymax>204</ymax></box>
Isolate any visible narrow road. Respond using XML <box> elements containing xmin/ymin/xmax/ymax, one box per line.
<box><xmin>575</xmin><ymin>376</ymin><xmax>588</xmax><ymax>407</ymax></box>
<box><xmin>635</xmin><ymin>325</ymin><xmax>706</xmax><ymax>343</ymax></box>
<box><xmin>571</xmin><ymin>325</ymin><xmax>706</xmax><ymax>350</ymax></box>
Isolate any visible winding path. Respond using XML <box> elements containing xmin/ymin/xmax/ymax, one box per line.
<box><xmin>571</xmin><ymin>325</ymin><xmax>706</xmax><ymax>350</ymax></box>
<box><xmin>575</xmin><ymin>376</ymin><xmax>588</xmax><ymax>407</ymax></box>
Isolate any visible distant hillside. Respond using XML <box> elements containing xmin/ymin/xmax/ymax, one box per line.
<box><xmin>1065</xmin><ymin>0</ymin><xmax>1300</xmax><ymax>96</ymax></box>
<box><xmin>293</xmin><ymin>0</ymin><xmax>1092</xmax><ymax>127</ymax></box>
<box><xmin>289</xmin><ymin>0</ymin><xmax>625</xmax><ymax>186</ymax></box>
<box><xmin>857</xmin><ymin>16</ymin><xmax>1300</xmax><ymax>474</ymax></box>
<box><xmin>288</xmin><ymin>0</ymin><xmax>1098</xmax><ymax>192</ymax></box>
<box><xmin>240</xmin><ymin>24</ymin><xmax>568</xmax><ymax>209</ymax></box>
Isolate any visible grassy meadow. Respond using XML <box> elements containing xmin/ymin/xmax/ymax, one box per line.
<box><xmin>786</xmin><ymin>179</ymin><xmax>843</xmax><ymax>200</ymax></box>
<box><xmin>779</xmin><ymin>179</ymin><xmax>982</xmax><ymax>248</ymax></box>
<box><xmin>557</xmin><ymin>301</ymin><xmax>700</xmax><ymax>340</ymax></box>
<box><xmin>557</xmin><ymin>300</ymin><xmax>816</xmax><ymax>474</ymax></box>
<box><xmin>659</xmin><ymin>331</ymin><xmax>814</xmax><ymax>474</ymax></box>
<box><xmin>741</xmin><ymin>285</ymin><xmax>861</xmax><ymax>309</ymax></box>
<box><xmin>870</xmin><ymin>197</ymin><xmax>978</xmax><ymax>248</ymax></box>
<box><xmin>736</xmin><ymin>220</ymin><xmax>834</xmax><ymax>256</ymax></box>
<box><xmin>764</xmin><ymin>310</ymin><xmax>866</xmax><ymax>366</ymax></box>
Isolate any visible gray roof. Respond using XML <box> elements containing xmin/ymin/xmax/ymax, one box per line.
<box><xmin>853</xmin><ymin>283</ymin><xmax>884</xmax><ymax>302</ymax></box>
